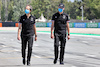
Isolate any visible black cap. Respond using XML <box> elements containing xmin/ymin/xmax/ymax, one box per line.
<box><xmin>58</xmin><ymin>3</ymin><xmax>65</xmax><ymax>8</ymax></box>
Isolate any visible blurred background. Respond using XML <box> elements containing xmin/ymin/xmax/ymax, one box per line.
<box><xmin>0</xmin><ymin>0</ymin><xmax>100</xmax><ymax>28</ymax></box>
<box><xmin>0</xmin><ymin>0</ymin><xmax>100</xmax><ymax>22</ymax></box>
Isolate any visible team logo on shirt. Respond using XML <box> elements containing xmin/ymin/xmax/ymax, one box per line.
<box><xmin>31</xmin><ymin>17</ymin><xmax>33</xmax><ymax>21</ymax></box>
<box><xmin>55</xmin><ymin>16</ymin><xmax>57</xmax><ymax>18</ymax></box>
<box><xmin>23</xmin><ymin>19</ymin><xmax>25</xmax><ymax>21</ymax></box>
<box><xmin>63</xmin><ymin>15</ymin><xmax>66</xmax><ymax>19</ymax></box>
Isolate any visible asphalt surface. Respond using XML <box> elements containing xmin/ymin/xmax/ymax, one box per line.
<box><xmin>0</xmin><ymin>31</ymin><xmax>100</xmax><ymax>67</ymax></box>
<box><xmin>0</xmin><ymin>27</ymin><xmax>100</xmax><ymax>34</ymax></box>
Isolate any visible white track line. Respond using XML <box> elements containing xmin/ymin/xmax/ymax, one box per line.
<box><xmin>82</xmin><ymin>41</ymin><xmax>88</xmax><ymax>43</ymax></box>
<box><xmin>84</xmin><ymin>54</ymin><xmax>96</xmax><ymax>57</ymax></box>
<box><xmin>34</xmin><ymin>55</ymin><xmax>41</xmax><ymax>58</ymax></box>
<box><xmin>71</xmin><ymin>66</ymin><xmax>77</xmax><ymax>67</ymax></box>
<box><xmin>14</xmin><ymin>49</ymin><xmax>20</xmax><ymax>51</ymax></box>
<box><xmin>1</xmin><ymin>45</ymin><xmax>7</xmax><ymax>47</ymax></box>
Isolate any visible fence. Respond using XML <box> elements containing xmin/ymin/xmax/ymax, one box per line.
<box><xmin>0</xmin><ymin>22</ymin><xmax>100</xmax><ymax>28</ymax></box>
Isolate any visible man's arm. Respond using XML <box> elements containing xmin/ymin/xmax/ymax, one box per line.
<box><xmin>67</xmin><ymin>22</ymin><xmax>70</xmax><ymax>35</ymax></box>
<box><xmin>66</xmin><ymin>22</ymin><xmax>70</xmax><ymax>40</ymax></box>
<box><xmin>17</xmin><ymin>23</ymin><xmax>22</xmax><ymax>40</ymax></box>
<box><xmin>51</xmin><ymin>21</ymin><xmax>54</xmax><ymax>39</ymax></box>
<box><xmin>33</xmin><ymin>24</ymin><xmax>37</xmax><ymax>41</ymax></box>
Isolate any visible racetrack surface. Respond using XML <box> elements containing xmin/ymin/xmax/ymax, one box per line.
<box><xmin>0</xmin><ymin>31</ymin><xmax>100</xmax><ymax>67</ymax></box>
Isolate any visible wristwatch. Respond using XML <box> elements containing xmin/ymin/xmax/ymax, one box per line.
<box><xmin>35</xmin><ymin>35</ymin><xmax>37</xmax><ymax>37</ymax></box>
<box><xmin>68</xmin><ymin>34</ymin><xmax>70</xmax><ymax>36</ymax></box>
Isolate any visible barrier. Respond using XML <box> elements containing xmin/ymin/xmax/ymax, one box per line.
<box><xmin>2</xmin><ymin>22</ymin><xmax>16</xmax><ymax>27</ymax></box>
<box><xmin>0</xmin><ymin>22</ymin><xmax>100</xmax><ymax>28</ymax></box>
<box><xmin>69</xmin><ymin>23</ymin><xmax>74</xmax><ymax>28</ymax></box>
<box><xmin>74</xmin><ymin>23</ymin><xmax>86</xmax><ymax>28</ymax></box>
<box><xmin>98</xmin><ymin>23</ymin><xmax>100</xmax><ymax>28</ymax></box>
<box><xmin>15</xmin><ymin>23</ymin><xmax>19</xmax><ymax>27</ymax></box>
<box><xmin>47</xmin><ymin>22</ymin><xmax>52</xmax><ymax>27</ymax></box>
<box><xmin>86</xmin><ymin>23</ymin><xmax>98</xmax><ymax>28</ymax></box>
<box><xmin>35</xmin><ymin>22</ymin><xmax>47</xmax><ymax>27</ymax></box>
<box><xmin>0</xmin><ymin>23</ymin><xmax>2</xmax><ymax>27</ymax></box>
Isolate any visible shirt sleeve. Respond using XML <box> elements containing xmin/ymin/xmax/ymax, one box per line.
<box><xmin>33</xmin><ymin>17</ymin><xmax>36</xmax><ymax>24</ymax></box>
<box><xmin>19</xmin><ymin>16</ymin><xmax>23</xmax><ymax>23</ymax></box>
<box><xmin>66</xmin><ymin>15</ymin><xmax>70</xmax><ymax>23</ymax></box>
<box><xmin>52</xmin><ymin>14</ymin><xmax>55</xmax><ymax>21</ymax></box>
<box><xmin>34</xmin><ymin>17</ymin><xmax>36</xmax><ymax>24</ymax></box>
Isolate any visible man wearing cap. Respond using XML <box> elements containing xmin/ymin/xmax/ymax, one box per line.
<box><xmin>17</xmin><ymin>5</ymin><xmax>37</xmax><ymax>66</ymax></box>
<box><xmin>51</xmin><ymin>3</ymin><xmax>70</xmax><ymax>65</ymax></box>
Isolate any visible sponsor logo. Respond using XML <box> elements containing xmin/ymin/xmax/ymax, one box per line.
<box><xmin>74</xmin><ymin>23</ymin><xmax>86</xmax><ymax>28</ymax></box>
<box><xmin>87</xmin><ymin>23</ymin><xmax>98</xmax><ymax>28</ymax></box>
<box><xmin>31</xmin><ymin>17</ymin><xmax>33</xmax><ymax>21</ymax></box>
<box><xmin>63</xmin><ymin>15</ymin><xmax>66</xmax><ymax>19</ymax></box>
<box><xmin>23</xmin><ymin>19</ymin><xmax>25</xmax><ymax>21</ymax></box>
<box><xmin>55</xmin><ymin>16</ymin><xmax>57</xmax><ymax>18</ymax></box>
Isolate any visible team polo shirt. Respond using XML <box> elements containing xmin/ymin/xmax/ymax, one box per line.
<box><xmin>52</xmin><ymin>12</ymin><xmax>70</xmax><ymax>33</ymax></box>
<box><xmin>19</xmin><ymin>14</ymin><xmax>36</xmax><ymax>36</ymax></box>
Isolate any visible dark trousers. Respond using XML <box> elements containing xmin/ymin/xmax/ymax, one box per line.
<box><xmin>21</xmin><ymin>35</ymin><xmax>33</xmax><ymax>61</ymax></box>
<box><xmin>54</xmin><ymin>33</ymin><xmax>66</xmax><ymax>62</ymax></box>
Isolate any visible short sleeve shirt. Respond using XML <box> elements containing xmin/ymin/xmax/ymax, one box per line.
<box><xmin>19</xmin><ymin>14</ymin><xmax>36</xmax><ymax>36</ymax></box>
<box><xmin>52</xmin><ymin>12</ymin><xmax>70</xmax><ymax>33</ymax></box>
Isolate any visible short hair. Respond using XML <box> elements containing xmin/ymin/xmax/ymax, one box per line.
<box><xmin>26</xmin><ymin>5</ymin><xmax>32</xmax><ymax>11</ymax></box>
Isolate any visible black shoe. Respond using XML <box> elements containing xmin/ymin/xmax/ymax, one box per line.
<box><xmin>23</xmin><ymin>58</ymin><xmax>25</xmax><ymax>65</ymax></box>
<box><xmin>60</xmin><ymin>61</ymin><xmax>64</xmax><ymax>65</ymax></box>
<box><xmin>53</xmin><ymin>59</ymin><xmax>57</xmax><ymax>64</ymax></box>
<box><xmin>27</xmin><ymin>60</ymin><xmax>31</xmax><ymax>66</ymax></box>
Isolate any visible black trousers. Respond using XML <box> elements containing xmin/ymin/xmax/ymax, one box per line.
<box><xmin>21</xmin><ymin>35</ymin><xmax>33</xmax><ymax>61</ymax></box>
<box><xmin>54</xmin><ymin>33</ymin><xmax>66</xmax><ymax>62</ymax></box>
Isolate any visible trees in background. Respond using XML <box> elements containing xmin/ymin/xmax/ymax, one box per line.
<box><xmin>0</xmin><ymin>0</ymin><xmax>100</xmax><ymax>22</ymax></box>
<box><xmin>12</xmin><ymin>0</ymin><xmax>27</xmax><ymax>21</ymax></box>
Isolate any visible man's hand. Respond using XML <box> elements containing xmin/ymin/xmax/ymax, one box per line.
<box><xmin>51</xmin><ymin>34</ymin><xmax>54</xmax><ymax>39</ymax></box>
<box><xmin>17</xmin><ymin>35</ymin><xmax>20</xmax><ymax>40</ymax></box>
<box><xmin>51</xmin><ymin>21</ymin><xmax>54</xmax><ymax>39</ymax></box>
<box><xmin>67</xmin><ymin>35</ymin><xmax>70</xmax><ymax>40</ymax></box>
<box><xmin>17</xmin><ymin>23</ymin><xmax>22</xmax><ymax>41</ymax></box>
<box><xmin>66</xmin><ymin>22</ymin><xmax>70</xmax><ymax>40</ymax></box>
<box><xmin>35</xmin><ymin>37</ymin><xmax>37</xmax><ymax>41</ymax></box>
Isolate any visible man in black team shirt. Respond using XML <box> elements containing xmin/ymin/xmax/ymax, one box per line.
<box><xmin>51</xmin><ymin>3</ymin><xmax>70</xmax><ymax>65</ymax></box>
<box><xmin>17</xmin><ymin>5</ymin><xmax>37</xmax><ymax>66</ymax></box>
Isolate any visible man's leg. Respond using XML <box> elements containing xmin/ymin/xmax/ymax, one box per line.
<box><xmin>60</xmin><ymin>34</ymin><xmax>66</xmax><ymax>64</ymax></box>
<box><xmin>27</xmin><ymin>36</ymin><xmax>33</xmax><ymax>65</ymax></box>
<box><xmin>21</xmin><ymin>36</ymin><xmax>27</xmax><ymax>65</ymax></box>
<box><xmin>54</xmin><ymin>33</ymin><xmax>60</xmax><ymax>64</ymax></box>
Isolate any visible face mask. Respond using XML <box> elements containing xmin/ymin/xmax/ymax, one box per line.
<box><xmin>25</xmin><ymin>9</ymin><xmax>30</xmax><ymax>14</ymax></box>
<box><xmin>58</xmin><ymin>8</ymin><xmax>63</xmax><ymax>12</ymax></box>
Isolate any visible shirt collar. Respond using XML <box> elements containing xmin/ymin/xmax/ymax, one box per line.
<box><xmin>57</xmin><ymin>12</ymin><xmax>64</xmax><ymax>15</ymax></box>
<box><xmin>25</xmin><ymin>14</ymin><xmax>32</xmax><ymax>18</ymax></box>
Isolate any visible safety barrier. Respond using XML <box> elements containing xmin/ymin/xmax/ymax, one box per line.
<box><xmin>0</xmin><ymin>22</ymin><xmax>100</xmax><ymax>28</ymax></box>
<box><xmin>35</xmin><ymin>22</ymin><xmax>47</xmax><ymax>27</ymax></box>
<box><xmin>0</xmin><ymin>23</ymin><xmax>2</xmax><ymax>27</ymax></box>
<box><xmin>47</xmin><ymin>22</ymin><xmax>100</xmax><ymax>28</ymax></box>
<box><xmin>98</xmin><ymin>23</ymin><xmax>100</xmax><ymax>28</ymax></box>
<box><xmin>0</xmin><ymin>22</ymin><xmax>17</xmax><ymax>27</ymax></box>
<box><xmin>86</xmin><ymin>23</ymin><xmax>98</xmax><ymax>28</ymax></box>
<box><xmin>15</xmin><ymin>23</ymin><xmax>19</xmax><ymax>27</ymax></box>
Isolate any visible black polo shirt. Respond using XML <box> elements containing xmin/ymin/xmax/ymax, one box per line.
<box><xmin>19</xmin><ymin>14</ymin><xmax>36</xmax><ymax>36</ymax></box>
<box><xmin>52</xmin><ymin>12</ymin><xmax>70</xmax><ymax>34</ymax></box>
